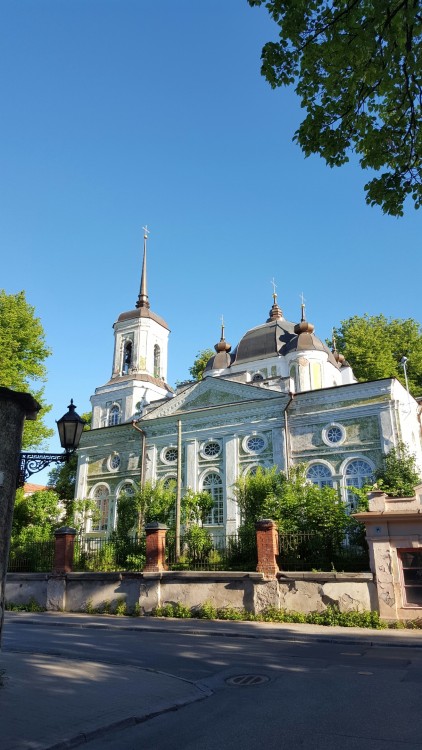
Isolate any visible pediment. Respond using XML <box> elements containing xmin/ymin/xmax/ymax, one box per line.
<box><xmin>141</xmin><ymin>377</ymin><xmax>286</xmax><ymax>421</ymax></box>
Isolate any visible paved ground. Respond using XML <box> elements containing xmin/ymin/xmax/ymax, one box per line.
<box><xmin>2</xmin><ymin>612</ymin><xmax>422</xmax><ymax>750</ymax></box>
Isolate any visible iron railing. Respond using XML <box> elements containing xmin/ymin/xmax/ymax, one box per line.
<box><xmin>73</xmin><ymin>535</ymin><xmax>146</xmax><ymax>572</ymax></box>
<box><xmin>166</xmin><ymin>528</ymin><xmax>257</xmax><ymax>571</ymax></box>
<box><xmin>8</xmin><ymin>540</ymin><xmax>55</xmax><ymax>573</ymax></box>
<box><xmin>278</xmin><ymin>532</ymin><xmax>369</xmax><ymax>572</ymax></box>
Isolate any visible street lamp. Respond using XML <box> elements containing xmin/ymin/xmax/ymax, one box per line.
<box><xmin>18</xmin><ymin>399</ymin><xmax>85</xmax><ymax>487</ymax></box>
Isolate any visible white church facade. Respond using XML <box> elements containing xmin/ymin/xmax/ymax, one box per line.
<box><xmin>75</xmin><ymin>236</ymin><xmax>422</xmax><ymax>537</ymax></box>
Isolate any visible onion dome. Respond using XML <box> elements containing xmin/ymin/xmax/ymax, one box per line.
<box><xmin>204</xmin><ymin>319</ymin><xmax>232</xmax><ymax>372</ymax></box>
<box><xmin>331</xmin><ymin>330</ymin><xmax>345</xmax><ymax>365</ymax></box>
<box><xmin>284</xmin><ymin>302</ymin><xmax>338</xmax><ymax>366</ymax></box>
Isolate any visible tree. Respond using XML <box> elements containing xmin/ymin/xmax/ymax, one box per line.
<box><xmin>12</xmin><ymin>488</ymin><xmax>63</xmax><ymax>544</ymax></box>
<box><xmin>248</xmin><ymin>1</ymin><xmax>422</xmax><ymax>216</ymax></box>
<box><xmin>0</xmin><ymin>290</ymin><xmax>52</xmax><ymax>448</ymax></box>
<box><xmin>234</xmin><ymin>465</ymin><xmax>350</xmax><ymax>542</ymax></box>
<box><xmin>189</xmin><ymin>349</ymin><xmax>214</xmax><ymax>381</ymax></box>
<box><xmin>376</xmin><ymin>442</ymin><xmax>421</xmax><ymax>497</ymax></box>
<box><xmin>116</xmin><ymin>480</ymin><xmax>177</xmax><ymax>537</ymax></box>
<box><xmin>331</xmin><ymin>314</ymin><xmax>422</xmax><ymax>395</ymax></box>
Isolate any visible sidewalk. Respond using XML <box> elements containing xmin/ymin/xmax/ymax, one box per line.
<box><xmin>5</xmin><ymin>610</ymin><xmax>422</xmax><ymax>648</ymax></box>
<box><xmin>0</xmin><ymin>647</ymin><xmax>210</xmax><ymax>750</ymax></box>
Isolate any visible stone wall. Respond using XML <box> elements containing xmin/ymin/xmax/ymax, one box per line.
<box><xmin>5</xmin><ymin>571</ymin><xmax>375</xmax><ymax>616</ymax></box>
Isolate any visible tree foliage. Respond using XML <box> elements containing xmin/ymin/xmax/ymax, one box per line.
<box><xmin>248</xmin><ymin>0</ymin><xmax>422</xmax><ymax>215</ymax></box>
<box><xmin>234</xmin><ymin>465</ymin><xmax>350</xmax><ymax>542</ymax></box>
<box><xmin>331</xmin><ymin>314</ymin><xmax>422</xmax><ymax>394</ymax></box>
<box><xmin>189</xmin><ymin>349</ymin><xmax>214</xmax><ymax>381</ymax></box>
<box><xmin>376</xmin><ymin>441</ymin><xmax>421</xmax><ymax>496</ymax></box>
<box><xmin>12</xmin><ymin>488</ymin><xmax>63</xmax><ymax>543</ymax></box>
<box><xmin>0</xmin><ymin>290</ymin><xmax>52</xmax><ymax>448</ymax></box>
<box><xmin>116</xmin><ymin>481</ymin><xmax>214</xmax><ymax>537</ymax></box>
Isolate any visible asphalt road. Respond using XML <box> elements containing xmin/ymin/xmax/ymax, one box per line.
<box><xmin>3</xmin><ymin>614</ymin><xmax>422</xmax><ymax>750</ymax></box>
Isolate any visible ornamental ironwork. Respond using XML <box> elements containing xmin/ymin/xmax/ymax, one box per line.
<box><xmin>18</xmin><ymin>452</ymin><xmax>68</xmax><ymax>487</ymax></box>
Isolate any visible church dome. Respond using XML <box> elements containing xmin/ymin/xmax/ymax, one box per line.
<box><xmin>117</xmin><ymin>307</ymin><xmax>170</xmax><ymax>330</ymax></box>
<box><xmin>232</xmin><ymin>296</ymin><xmax>296</xmax><ymax>365</ymax></box>
<box><xmin>232</xmin><ymin>318</ymin><xmax>296</xmax><ymax>365</ymax></box>
<box><xmin>284</xmin><ymin>308</ymin><xmax>339</xmax><ymax>367</ymax></box>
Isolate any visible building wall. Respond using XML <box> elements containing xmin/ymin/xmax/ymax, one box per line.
<box><xmin>75</xmin><ymin>378</ymin><xmax>422</xmax><ymax>537</ymax></box>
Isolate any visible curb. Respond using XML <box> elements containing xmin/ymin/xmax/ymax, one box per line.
<box><xmin>6</xmin><ymin>613</ymin><xmax>422</xmax><ymax>650</ymax></box>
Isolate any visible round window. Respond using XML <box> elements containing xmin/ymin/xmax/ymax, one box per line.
<box><xmin>203</xmin><ymin>441</ymin><xmax>221</xmax><ymax>458</ymax></box>
<box><xmin>164</xmin><ymin>447</ymin><xmax>178</xmax><ymax>463</ymax></box>
<box><xmin>322</xmin><ymin>423</ymin><xmax>345</xmax><ymax>447</ymax></box>
<box><xmin>109</xmin><ymin>454</ymin><xmax>120</xmax><ymax>470</ymax></box>
<box><xmin>246</xmin><ymin>435</ymin><xmax>265</xmax><ymax>453</ymax></box>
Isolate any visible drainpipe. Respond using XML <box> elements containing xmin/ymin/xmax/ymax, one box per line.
<box><xmin>176</xmin><ymin>418</ymin><xmax>182</xmax><ymax>561</ymax></box>
<box><xmin>132</xmin><ymin>421</ymin><xmax>147</xmax><ymax>535</ymax></box>
<box><xmin>283</xmin><ymin>394</ymin><xmax>294</xmax><ymax>479</ymax></box>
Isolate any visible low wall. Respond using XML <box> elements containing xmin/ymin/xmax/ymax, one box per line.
<box><xmin>6</xmin><ymin>571</ymin><xmax>376</xmax><ymax>616</ymax></box>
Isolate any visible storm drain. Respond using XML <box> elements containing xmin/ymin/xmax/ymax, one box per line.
<box><xmin>225</xmin><ymin>674</ymin><xmax>270</xmax><ymax>686</ymax></box>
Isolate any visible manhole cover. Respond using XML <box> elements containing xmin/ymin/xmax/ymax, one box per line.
<box><xmin>225</xmin><ymin>674</ymin><xmax>269</xmax><ymax>686</ymax></box>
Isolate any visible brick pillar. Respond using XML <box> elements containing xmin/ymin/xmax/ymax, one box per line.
<box><xmin>144</xmin><ymin>522</ymin><xmax>168</xmax><ymax>572</ymax></box>
<box><xmin>53</xmin><ymin>527</ymin><xmax>76</xmax><ymax>574</ymax></box>
<box><xmin>256</xmin><ymin>519</ymin><xmax>279</xmax><ymax>577</ymax></box>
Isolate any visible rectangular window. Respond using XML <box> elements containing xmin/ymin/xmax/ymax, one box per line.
<box><xmin>399</xmin><ymin>549</ymin><xmax>422</xmax><ymax>606</ymax></box>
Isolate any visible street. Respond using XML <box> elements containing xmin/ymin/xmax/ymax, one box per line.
<box><xmin>2</xmin><ymin>612</ymin><xmax>422</xmax><ymax>749</ymax></box>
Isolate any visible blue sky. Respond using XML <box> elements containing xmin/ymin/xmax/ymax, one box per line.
<box><xmin>1</xmin><ymin>1</ymin><xmax>421</xmax><ymax>471</ymax></box>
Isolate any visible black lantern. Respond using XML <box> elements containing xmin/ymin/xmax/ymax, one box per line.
<box><xmin>56</xmin><ymin>399</ymin><xmax>85</xmax><ymax>453</ymax></box>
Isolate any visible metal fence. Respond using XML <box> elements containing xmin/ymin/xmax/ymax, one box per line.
<box><xmin>278</xmin><ymin>532</ymin><xmax>369</xmax><ymax>572</ymax></box>
<box><xmin>73</xmin><ymin>535</ymin><xmax>146</xmax><ymax>572</ymax></box>
<box><xmin>8</xmin><ymin>540</ymin><xmax>55</xmax><ymax>573</ymax></box>
<box><xmin>6</xmin><ymin>530</ymin><xmax>370</xmax><ymax>574</ymax></box>
<box><xmin>166</xmin><ymin>528</ymin><xmax>257</xmax><ymax>571</ymax></box>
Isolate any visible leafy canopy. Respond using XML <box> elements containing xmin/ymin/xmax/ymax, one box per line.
<box><xmin>248</xmin><ymin>1</ymin><xmax>422</xmax><ymax>215</ymax></box>
<box><xmin>12</xmin><ymin>488</ymin><xmax>63</xmax><ymax>544</ymax></box>
<box><xmin>331</xmin><ymin>314</ymin><xmax>422</xmax><ymax>395</ymax></box>
<box><xmin>189</xmin><ymin>349</ymin><xmax>214</xmax><ymax>381</ymax></box>
<box><xmin>0</xmin><ymin>290</ymin><xmax>52</xmax><ymax>448</ymax></box>
<box><xmin>376</xmin><ymin>441</ymin><xmax>421</xmax><ymax>497</ymax></box>
<box><xmin>234</xmin><ymin>465</ymin><xmax>350</xmax><ymax>542</ymax></box>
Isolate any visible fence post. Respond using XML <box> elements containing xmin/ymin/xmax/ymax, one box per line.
<box><xmin>53</xmin><ymin>527</ymin><xmax>76</xmax><ymax>574</ymax></box>
<box><xmin>255</xmin><ymin>519</ymin><xmax>279</xmax><ymax>577</ymax></box>
<box><xmin>144</xmin><ymin>522</ymin><xmax>168</xmax><ymax>572</ymax></box>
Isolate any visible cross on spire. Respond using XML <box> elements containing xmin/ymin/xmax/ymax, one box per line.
<box><xmin>300</xmin><ymin>291</ymin><xmax>306</xmax><ymax>321</ymax></box>
<box><xmin>271</xmin><ymin>278</ymin><xmax>277</xmax><ymax>302</ymax></box>
<box><xmin>136</xmin><ymin>224</ymin><xmax>150</xmax><ymax>309</ymax></box>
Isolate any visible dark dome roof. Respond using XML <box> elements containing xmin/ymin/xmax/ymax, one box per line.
<box><xmin>116</xmin><ymin>307</ymin><xmax>170</xmax><ymax>330</ymax></box>
<box><xmin>284</xmin><ymin>331</ymin><xmax>339</xmax><ymax>367</ymax></box>
<box><xmin>232</xmin><ymin>319</ymin><xmax>296</xmax><ymax>365</ymax></box>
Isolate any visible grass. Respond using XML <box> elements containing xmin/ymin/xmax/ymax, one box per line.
<box><xmin>6</xmin><ymin>599</ymin><xmax>422</xmax><ymax>630</ymax></box>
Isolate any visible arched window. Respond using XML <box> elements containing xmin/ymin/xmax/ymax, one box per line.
<box><xmin>345</xmin><ymin>459</ymin><xmax>374</xmax><ymax>511</ymax></box>
<box><xmin>118</xmin><ymin>482</ymin><xmax>135</xmax><ymax>497</ymax></box>
<box><xmin>306</xmin><ymin>463</ymin><xmax>333</xmax><ymax>488</ymax></box>
<box><xmin>108</xmin><ymin>405</ymin><xmax>120</xmax><ymax>426</ymax></box>
<box><xmin>122</xmin><ymin>341</ymin><xmax>132</xmax><ymax>374</ymax></box>
<box><xmin>154</xmin><ymin>344</ymin><xmax>161</xmax><ymax>378</ymax></box>
<box><xmin>202</xmin><ymin>472</ymin><xmax>224</xmax><ymax>525</ymax></box>
<box><xmin>92</xmin><ymin>485</ymin><xmax>109</xmax><ymax>532</ymax></box>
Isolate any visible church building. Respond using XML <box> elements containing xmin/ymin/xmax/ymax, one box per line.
<box><xmin>75</xmin><ymin>235</ymin><xmax>422</xmax><ymax>537</ymax></box>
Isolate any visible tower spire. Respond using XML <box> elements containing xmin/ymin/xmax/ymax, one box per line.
<box><xmin>266</xmin><ymin>278</ymin><xmax>283</xmax><ymax>322</ymax></box>
<box><xmin>136</xmin><ymin>225</ymin><xmax>150</xmax><ymax>309</ymax></box>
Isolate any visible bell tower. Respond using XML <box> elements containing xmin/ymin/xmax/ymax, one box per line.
<box><xmin>90</xmin><ymin>227</ymin><xmax>173</xmax><ymax>429</ymax></box>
